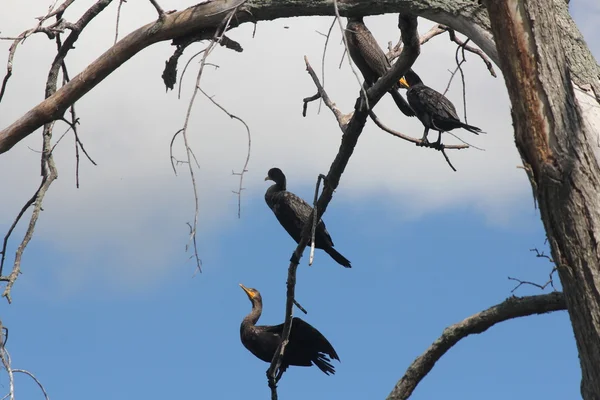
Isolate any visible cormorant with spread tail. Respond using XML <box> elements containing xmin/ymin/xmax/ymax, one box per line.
<box><xmin>239</xmin><ymin>284</ymin><xmax>340</xmax><ymax>381</ymax></box>
<box><xmin>399</xmin><ymin>68</ymin><xmax>483</xmax><ymax>146</ymax></box>
<box><xmin>264</xmin><ymin>168</ymin><xmax>351</xmax><ymax>268</ymax></box>
<box><xmin>345</xmin><ymin>16</ymin><xmax>415</xmax><ymax>117</ymax></box>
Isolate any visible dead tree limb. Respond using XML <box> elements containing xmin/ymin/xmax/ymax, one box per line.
<box><xmin>266</xmin><ymin>14</ymin><xmax>420</xmax><ymax>395</ymax></box>
<box><xmin>0</xmin><ymin>0</ymin><xmax>112</xmax><ymax>302</ymax></box>
<box><xmin>386</xmin><ymin>292</ymin><xmax>567</xmax><ymax>400</ymax></box>
<box><xmin>0</xmin><ymin>0</ymin><xmax>500</xmax><ymax>155</ymax></box>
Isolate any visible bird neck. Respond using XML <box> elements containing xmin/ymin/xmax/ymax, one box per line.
<box><xmin>271</xmin><ymin>178</ymin><xmax>286</xmax><ymax>191</ymax></box>
<box><xmin>242</xmin><ymin>301</ymin><xmax>262</xmax><ymax>327</ymax></box>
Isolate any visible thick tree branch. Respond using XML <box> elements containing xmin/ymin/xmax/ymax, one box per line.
<box><xmin>0</xmin><ymin>0</ymin><xmax>493</xmax><ymax>155</ymax></box>
<box><xmin>387</xmin><ymin>292</ymin><xmax>567</xmax><ymax>400</ymax></box>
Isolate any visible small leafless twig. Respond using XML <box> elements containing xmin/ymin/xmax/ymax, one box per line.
<box><xmin>333</xmin><ymin>0</ymin><xmax>369</xmax><ymax>109</ymax></box>
<box><xmin>388</xmin><ymin>24</ymin><xmax>448</xmax><ymax>61</ymax></box>
<box><xmin>508</xmin><ymin>247</ymin><xmax>558</xmax><ymax>293</ymax></box>
<box><xmin>114</xmin><ymin>0</ymin><xmax>127</xmax><ymax>44</ymax></box>
<box><xmin>198</xmin><ymin>88</ymin><xmax>252</xmax><ymax>219</ymax></box>
<box><xmin>302</xmin><ymin>57</ymin><xmax>349</xmax><ymax>130</ymax></box>
<box><xmin>368</xmin><ymin>111</ymin><xmax>468</xmax><ymax>150</ymax></box>
<box><xmin>369</xmin><ymin>111</ymin><xmax>461</xmax><ymax>172</ymax></box>
<box><xmin>0</xmin><ymin>0</ymin><xmax>77</xmax><ymax>104</ymax></box>
<box><xmin>309</xmin><ymin>174</ymin><xmax>327</xmax><ymax>266</ymax></box>
<box><xmin>317</xmin><ymin>18</ymin><xmax>337</xmax><ymax>114</ymax></box>
<box><xmin>178</xmin><ymin>49</ymin><xmax>207</xmax><ymax>99</ymax></box>
<box><xmin>149</xmin><ymin>0</ymin><xmax>166</xmax><ymax>20</ymax></box>
<box><xmin>293</xmin><ymin>299</ymin><xmax>308</xmax><ymax>314</ymax></box>
<box><xmin>12</xmin><ymin>370</ymin><xmax>50</xmax><ymax>400</ymax></box>
<box><xmin>447</xmin><ymin>29</ymin><xmax>496</xmax><ymax>78</ymax></box>
<box><xmin>176</xmin><ymin>4</ymin><xmax>246</xmax><ymax>273</ymax></box>
<box><xmin>508</xmin><ymin>275</ymin><xmax>557</xmax><ymax>292</ymax></box>
<box><xmin>0</xmin><ymin>0</ymin><xmax>112</xmax><ymax>302</ymax></box>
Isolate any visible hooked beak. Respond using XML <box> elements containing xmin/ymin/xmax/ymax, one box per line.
<box><xmin>239</xmin><ymin>283</ymin><xmax>253</xmax><ymax>298</ymax></box>
<box><xmin>398</xmin><ymin>77</ymin><xmax>410</xmax><ymax>89</ymax></box>
<box><xmin>264</xmin><ymin>176</ymin><xmax>271</xmax><ymax>181</ymax></box>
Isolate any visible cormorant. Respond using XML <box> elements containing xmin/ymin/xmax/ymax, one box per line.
<box><xmin>399</xmin><ymin>69</ymin><xmax>483</xmax><ymax>145</ymax></box>
<box><xmin>239</xmin><ymin>284</ymin><xmax>340</xmax><ymax>381</ymax></box>
<box><xmin>345</xmin><ymin>16</ymin><xmax>415</xmax><ymax>117</ymax></box>
<box><xmin>264</xmin><ymin>168</ymin><xmax>351</xmax><ymax>268</ymax></box>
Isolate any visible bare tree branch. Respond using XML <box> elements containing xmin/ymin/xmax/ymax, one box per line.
<box><xmin>267</xmin><ymin>14</ymin><xmax>420</xmax><ymax>396</ymax></box>
<box><xmin>0</xmin><ymin>0</ymin><xmax>112</xmax><ymax>302</ymax></box>
<box><xmin>386</xmin><ymin>292</ymin><xmax>567</xmax><ymax>400</ymax></box>
<box><xmin>0</xmin><ymin>0</ymin><xmax>501</xmax><ymax>156</ymax></box>
<box><xmin>198</xmin><ymin>88</ymin><xmax>252</xmax><ymax>219</ymax></box>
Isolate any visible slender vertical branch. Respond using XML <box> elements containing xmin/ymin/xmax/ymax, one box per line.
<box><xmin>266</xmin><ymin>14</ymin><xmax>420</xmax><ymax>394</ymax></box>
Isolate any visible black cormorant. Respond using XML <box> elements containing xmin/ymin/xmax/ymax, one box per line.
<box><xmin>264</xmin><ymin>168</ymin><xmax>351</xmax><ymax>268</ymax></box>
<box><xmin>345</xmin><ymin>16</ymin><xmax>415</xmax><ymax>117</ymax></box>
<box><xmin>239</xmin><ymin>284</ymin><xmax>340</xmax><ymax>381</ymax></box>
<box><xmin>399</xmin><ymin>69</ymin><xmax>483</xmax><ymax>145</ymax></box>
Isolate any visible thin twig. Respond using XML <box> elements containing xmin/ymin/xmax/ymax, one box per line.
<box><xmin>368</xmin><ymin>111</ymin><xmax>468</xmax><ymax>150</ymax></box>
<box><xmin>178</xmin><ymin>48</ymin><xmax>207</xmax><ymax>99</ymax></box>
<box><xmin>302</xmin><ymin>57</ymin><xmax>348</xmax><ymax>130</ymax></box>
<box><xmin>309</xmin><ymin>174</ymin><xmax>326</xmax><ymax>266</ymax></box>
<box><xmin>333</xmin><ymin>0</ymin><xmax>369</xmax><ymax>109</ymax></box>
<box><xmin>198</xmin><ymin>88</ymin><xmax>251</xmax><ymax>219</ymax></box>
<box><xmin>114</xmin><ymin>0</ymin><xmax>127</xmax><ymax>44</ymax></box>
<box><xmin>177</xmin><ymin>4</ymin><xmax>246</xmax><ymax>273</ymax></box>
<box><xmin>149</xmin><ymin>0</ymin><xmax>166</xmax><ymax>20</ymax></box>
<box><xmin>447</xmin><ymin>29</ymin><xmax>496</xmax><ymax>78</ymax></box>
<box><xmin>12</xmin><ymin>370</ymin><xmax>50</xmax><ymax>400</ymax></box>
<box><xmin>387</xmin><ymin>24</ymin><xmax>448</xmax><ymax>62</ymax></box>
<box><xmin>318</xmin><ymin>18</ymin><xmax>336</xmax><ymax>114</ymax></box>
<box><xmin>0</xmin><ymin>0</ymin><xmax>112</xmax><ymax>302</ymax></box>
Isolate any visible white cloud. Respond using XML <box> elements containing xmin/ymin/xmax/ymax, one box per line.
<box><xmin>0</xmin><ymin>5</ymin><xmax>597</xmax><ymax>291</ymax></box>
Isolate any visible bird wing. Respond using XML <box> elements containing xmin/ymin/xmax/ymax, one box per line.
<box><xmin>270</xmin><ymin>191</ymin><xmax>335</xmax><ymax>246</ymax></box>
<box><xmin>346</xmin><ymin>21</ymin><xmax>390</xmax><ymax>84</ymax></box>
<box><xmin>289</xmin><ymin>317</ymin><xmax>340</xmax><ymax>361</ymax></box>
<box><xmin>410</xmin><ymin>85</ymin><xmax>460</xmax><ymax>121</ymax></box>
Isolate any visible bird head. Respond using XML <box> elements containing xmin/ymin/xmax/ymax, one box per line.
<box><xmin>264</xmin><ymin>167</ymin><xmax>286</xmax><ymax>185</ymax></box>
<box><xmin>240</xmin><ymin>284</ymin><xmax>262</xmax><ymax>304</ymax></box>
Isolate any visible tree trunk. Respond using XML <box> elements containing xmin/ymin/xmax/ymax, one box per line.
<box><xmin>483</xmin><ymin>0</ymin><xmax>600</xmax><ymax>398</ymax></box>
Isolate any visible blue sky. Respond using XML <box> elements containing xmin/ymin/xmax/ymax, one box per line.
<box><xmin>0</xmin><ymin>1</ymin><xmax>598</xmax><ymax>399</ymax></box>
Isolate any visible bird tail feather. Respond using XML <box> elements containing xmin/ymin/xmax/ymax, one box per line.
<box><xmin>458</xmin><ymin>121</ymin><xmax>484</xmax><ymax>135</ymax></box>
<box><xmin>324</xmin><ymin>247</ymin><xmax>352</xmax><ymax>268</ymax></box>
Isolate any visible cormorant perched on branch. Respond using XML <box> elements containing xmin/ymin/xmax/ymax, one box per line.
<box><xmin>264</xmin><ymin>168</ymin><xmax>351</xmax><ymax>268</ymax></box>
<box><xmin>345</xmin><ymin>16</ymin><xmax>415</xmax><ymax>117</ymax></box>
<box><xmin>239</xmin><ymin>284</ymin><xmax>340</xmax><ymax>381</ymax></box>
<box><xmin>399</xmin><ymin>69</ymin><xmax>483</xmax><ymax>146</ymax></box>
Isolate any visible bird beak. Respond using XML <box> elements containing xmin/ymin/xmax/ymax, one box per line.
<box><xmin>398</xmin><ymin>77</ymin><xmax>409</xmax><ymax>88</ymax></box>
<box><xmin>239</xmin><ymin>283</ymin><xmax>253</xmax><ymax>298</ymax></box>
<box><xmin>264</xmin><ymin>176</ymin><xmax>271</xmax><ymax>181</ymax></box>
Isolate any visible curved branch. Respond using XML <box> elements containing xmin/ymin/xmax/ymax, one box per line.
<box><xmin>386</xmin><ymin>292</ymin><xmax>567</xmax><ymax>400</ymax></box>
<box><xmin>0</xmin><ymin>0</ymin><xmax>495</xmax><ymax>155</ymax></box>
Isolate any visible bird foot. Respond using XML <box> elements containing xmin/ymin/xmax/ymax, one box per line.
<box><xmin>430</xmin><ymin>141</ymin><xmax>445</xmax><ymax>151</ymax></box>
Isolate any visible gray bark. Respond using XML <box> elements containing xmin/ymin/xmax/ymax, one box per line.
<box><xmin>483</xmin><ymin>0</ymin><xmax>600</xmax><ymax>398</ymax></box>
